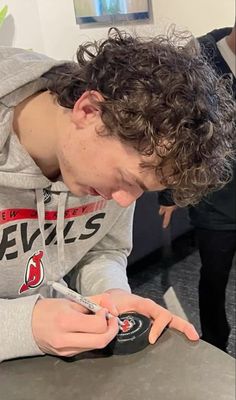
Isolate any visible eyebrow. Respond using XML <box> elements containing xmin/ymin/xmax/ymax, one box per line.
<box><xmin>120</xmin><ymin>169</ymin><xmax>149</xmax><ymax>191</ymax></box>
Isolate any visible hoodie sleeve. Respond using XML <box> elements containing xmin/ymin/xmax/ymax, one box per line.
<box><xmin>0</xmin><ymin>295</ymin><xmax>44</xmax><ymax>362</ymax></box>
<box><xmin>73</xmin><ymin>204</ymin><xmax>135</xmax><ymax>296</ymax></box>
<box><xmin>158</xmin><ymin>189</ymin><xmax>176</xmax><ymax>206</ymax></box>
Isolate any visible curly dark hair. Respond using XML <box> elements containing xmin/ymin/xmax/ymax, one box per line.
<box><xmin>43</xmin><ymin>28</ymin><xmax>235</xmax><ymax>206</ymax></box>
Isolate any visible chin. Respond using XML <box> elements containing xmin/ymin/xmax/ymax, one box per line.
<box><xmin>66</xmin><ymin>184</ymin><xmax>89</xmax><ymax>197</ymax></box>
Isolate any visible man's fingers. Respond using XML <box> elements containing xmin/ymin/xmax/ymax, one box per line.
<box><xmin>149</xmin><ymin>314</ymin><xmax>199</xmax><ymax>344</ymax></box>
<box><xmin>57</xmin><ymin>307</ymin><xmax>113</xmax><ymax>334</ymax></box>
<box><xmin>59</xmin><ymin>316</ymin><xmax>119</xmax><ymax>351</ymax></box>
<box><xmin>132</xmin><ymin>298</ymin><xmax>199</xmax><ymax>343</ymax></box>
<box><xmin>159</xmin><ymin>207</ymin><xmax>165</xmax><ymax>216</ymax></box>
<box><xmin>68</xmin><ymin>292</ymin><xmax>119</xmax><ymax>317</ymax></box>
<box><xmin>148</xmin><ymin>311</ymin><xmax>172</xmax><ymax>344</ymax></box>
<box><xmin>159</xmin><ymin>205</ymin><xmax>177</xmax><ymax>228</ymax></box>
<box><xmin>90</xmin><ymin>293</ymin><xmax>119</xmax><ymax>316</ymax></box>
<box><xmin>169</xmin><ymin>315</ymin><xmax>199</xmax><ymax>341</ymax></box>
<box><xmin>159</xmin><ymin>207</ymin><xmax>171</xmax><ymax>228</ymax></box>
<box><xmin>69</xmin><ymin>301</ymin><xmax>90</xmax><ymax>314</ymax></box>
<box><xmin>162</xmin><ymin>212</ymin><xmax>171</xmax><ymax>228</ymax></box>
<box><xmin>57</xmin><ymin>348</ymin><xmax>92</xmax><ymax>357</ymax></box>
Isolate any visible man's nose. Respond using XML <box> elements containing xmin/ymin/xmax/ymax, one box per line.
<box><xmin>111</xmin><ymin>189</ymin><xmax>143</xmax><ymax>207</ymax></box>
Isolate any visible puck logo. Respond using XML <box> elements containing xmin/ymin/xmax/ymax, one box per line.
<box><xmin>19</xmin><ymin>250</ymin><xmax>44</xmax><ymax>294</ymax></box>
<box><xmin>119</xmin><ymin>315</ymin><xmax>143</xmax><ymax>337</ymax></box>
<box><xmin>121</xmin><ymin>318</ymin><xmax>134</xmax><ymax>333</ymax></box>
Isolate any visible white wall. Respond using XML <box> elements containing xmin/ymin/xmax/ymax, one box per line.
<box><xmin>0</xmin><ymin>0</ymin><xmax>44</xmax><ymax>51</ymax></box>
<box><xmin>154</xmin><ymin>0</ymin><xmax>234</xmax><ymax>36</ymax></box>
<box><xmin>0</xmin><ymin>0</ymin><xmax>234</xmax><ymax>59</ymax></box>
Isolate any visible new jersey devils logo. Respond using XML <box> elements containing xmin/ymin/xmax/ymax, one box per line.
<box><xmin>19</xmin><ymin>250</ymin><xmax>44</xmax><ymax>294</ymax></box>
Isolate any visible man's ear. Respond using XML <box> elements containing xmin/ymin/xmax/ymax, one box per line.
<box><xmin>71</xmin><ymin>91</ymin><xmax>104</xmax><ymax>127</ymax></box>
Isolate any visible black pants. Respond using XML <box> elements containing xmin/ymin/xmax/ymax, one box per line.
<box><xmin>196</xmin><ymin>228</ymin><xmax>236</xmax><ymax>351</ymax></box>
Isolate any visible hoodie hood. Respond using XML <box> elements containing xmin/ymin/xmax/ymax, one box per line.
<box><xmin>0</xmin><ymin>46</ymin><xmax>60</xmax><ymax>99</ymax></box>
<box><xmin>0</xmin><ymin>46</ymin><xmax>63</xmax><ymax>190</ymax></box>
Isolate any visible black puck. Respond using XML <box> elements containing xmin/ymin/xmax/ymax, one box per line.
<box><xmin>106</xmin><ymin>312</ymin><xmax>152</xmax><ymax>355</ymax></box>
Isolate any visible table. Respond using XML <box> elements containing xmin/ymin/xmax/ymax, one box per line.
<box><xmin>0</xmin><ymin>330</ymin><xmax>235</xmax><ymax>400</ymax></box>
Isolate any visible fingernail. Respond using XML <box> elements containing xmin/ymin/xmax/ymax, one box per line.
<box><xmin>193</xmin><ymin>331</ymin><xmax>200</xmax><ymax>340</ymax></box>
<box><xmin>149</xmin><ymin>335</ymin><xmax>156</xmax><ymax>345</ymax></box>
<box><xmin>189</xmin><ymin>326</ymin><xmax>199</xmax><ymax>340</ymax></box>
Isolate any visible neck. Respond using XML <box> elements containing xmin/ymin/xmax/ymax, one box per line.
<box><xmin>13</xmin><ymin>91</ymin><xmax>60</xmax><ymax>179</ymax></box>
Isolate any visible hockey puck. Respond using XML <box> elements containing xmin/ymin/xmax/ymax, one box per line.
<box><xmin>106</xmin><ymin>312</ymin><xmax>152</xmax><ymax>355</ymax></box>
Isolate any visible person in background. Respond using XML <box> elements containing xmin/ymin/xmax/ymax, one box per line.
<box><xmin>0</xmin><ymin>28</ymin><xmax>234</xmax><ymax>362</ymax></box>
<box><xmin>159</xmin><ymin>24</ymin><xmax>236</xmax><ymax>352</ymax></box>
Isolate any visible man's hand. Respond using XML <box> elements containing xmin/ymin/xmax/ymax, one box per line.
<box><xmin>159</xmin><ymin>205</ymin><xmax>177</xmax><ymax>228</ymax></box>
<box><xmin>32</xmin><ymin>293</ymin><xmax>119</xmax><ymax>357</ymax></box>
<box><xmin>105</xmin><ymin>289</ymin><xmax>199</xmax><ymax>344</ymax></box>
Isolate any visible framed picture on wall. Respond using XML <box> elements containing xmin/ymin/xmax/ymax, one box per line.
<box><xmin>73</xmin><ymin>0</ymin><xmax>152</xmax><ymax>27</ymax></box>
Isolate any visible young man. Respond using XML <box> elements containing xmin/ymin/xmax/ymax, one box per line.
<box><xmin>159</xmin><ymin>25</ymin><xmax>236</xmax><ymax>352</ymax></box>
<box><xmin>0</xmin><ymin>28</ymin><xmax>234</xmax><ymax>362</ymax></box>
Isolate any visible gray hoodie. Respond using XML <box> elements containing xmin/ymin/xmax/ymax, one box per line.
<box><xmin>0</xmin><ymin>47</ymin><xmax>134</xmax><ymax>362</ymax></box>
